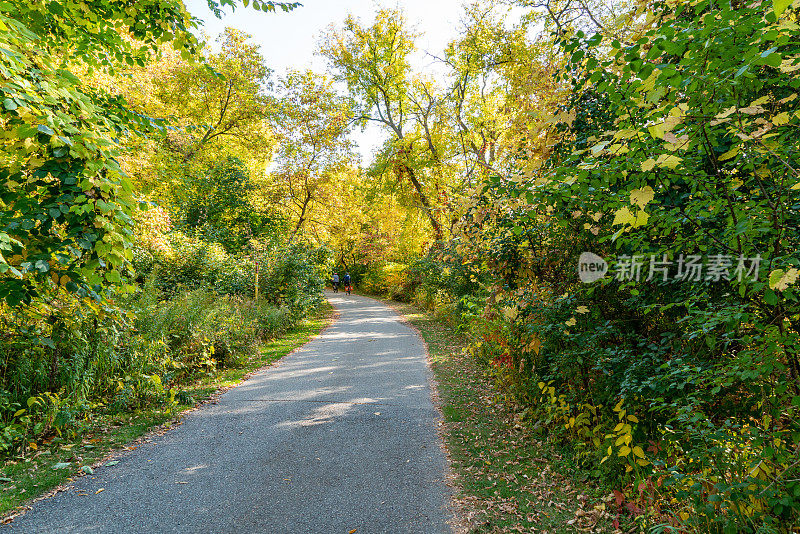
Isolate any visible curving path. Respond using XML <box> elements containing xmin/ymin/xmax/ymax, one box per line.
<box><xmin>3</xmin><ymin>292</ymin><xmax>455</xmax><ymax>533</ymax></box>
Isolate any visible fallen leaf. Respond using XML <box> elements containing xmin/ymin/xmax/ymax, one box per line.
<box><xmin>349</xmin><ymin>530</ymin><xmax>357</xmax><ymax>534</ymax></box>
<box><xmin>95</xmin><ymin>488</ymin><xmax>104</xmax><ymax>494</ymax></box>
<box><xmin>105</xmin><ymin>461</ymin><xmax>119</xmax><ymax>467</ymax></box>
<box><xmin>52</xmin><ymin>462</ymin><xmax>71</xmax><ymax>470</ymax></box>
<box><xmin>80</xmin><ymin>466</ymin><xmax>93</xmax><ymax>475</ymax></box>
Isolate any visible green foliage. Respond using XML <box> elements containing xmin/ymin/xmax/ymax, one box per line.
<box><xmin>181</xmin><ymin>156</ymin><xmax>284</xmax><ymax>251</ymax></box>
<box><xmin>0</xmin><ymin>14</ymin><xmax>136</xmax><ymax>306</ymax></box>
<box><xmin>442</xmin><ymin>1</ymin><xmax>800</xmax><ymax>530</ymax></box>
<box><xmin>0</xmin><ymin>281</ymin><xmax>316</xmax><ymax>458</ymax></box>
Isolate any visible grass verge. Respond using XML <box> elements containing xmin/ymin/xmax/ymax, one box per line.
<box><xmin>389</xmin><ymin>301</ymin><xmax>622</xmax><ymax>534</ymax></box>
<box><xmin>0</xmin><ymin>301</ymin><xmax>333</xmax><ymax>521</ymax></box>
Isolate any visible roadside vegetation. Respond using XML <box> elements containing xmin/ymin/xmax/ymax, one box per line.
<box><xmin>393</xmin><ymin>300</ymin><xmax>630</xmax><ymax>533</ymax></box>
<box><xmin>0</xmin><ymin>0</ymin><xmax>330</xmax><ymax>514</ymax></box>
<box><xmin>2</xmin><ymin>0</ymin><xmax>799</xmax><ymax>531</ymax></box>
<box><xmin>0</xmin><ymin>303</ymin><xmax>332</xmax><ymax>519</ymax></box>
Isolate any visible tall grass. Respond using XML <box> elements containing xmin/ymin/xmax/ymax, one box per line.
<box><xmin>0</xmin><ymin>279</ymin><xmax>314</xmax><ymax>457</ymax></box>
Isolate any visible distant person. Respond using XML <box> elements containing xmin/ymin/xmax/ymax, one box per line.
<box><xmin>343</xmin><ymin>272</ymin><xmax>352</xmax><ymax>294</ymax></box>
<box><xmin>332</xmin><ymin>272</ymin><xmax>340</xmax><ymax>293</ymax></box>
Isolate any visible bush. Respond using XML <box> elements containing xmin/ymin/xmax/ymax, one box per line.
<box><xmin>358</xmin><ymin>261</ymin><xmax>413</xmax><ymax>301</ymax></box>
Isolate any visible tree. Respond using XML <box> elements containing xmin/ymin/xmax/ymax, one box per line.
<box><xmin>153</xmin><ymin>28</ymin><xmax>274</xmax><ymax>166</ymax></box>
<box><xmin>0</xmin><ymin>1</ymin><xmax>298</xmax><ymax>306</ymax></box>
<box><xmin>321</xmin><ymin>10</ymin><xmax>447</xmax><ymax>242</ymax></box>
<box><xmin>268</xmin><ymin>70</ymin><xmax>355</xmax><ymax>238</ymax></box>
<box><xmin>182</xmin><ymin>156</ymin><xmax>282</xmax><ymax>251</ymax></box>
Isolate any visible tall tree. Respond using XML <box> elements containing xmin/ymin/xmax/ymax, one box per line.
<box><xmin>320</xmin><ymin>10</ymin><xmax>447</xmax><ymax>242</ymax></box>
<box><xmin>268</xmin><ymin>70</ymin><xmax>355</xmax><ymax>238</ymax></box>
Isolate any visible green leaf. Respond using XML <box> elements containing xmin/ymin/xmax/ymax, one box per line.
<box><xmin>37</xmin><ymin>124</ymin><xmax>55</xmax><ymax>136</ymax></box>
<box><xmin>764</xmin><ymin>289</ymin><xmax>779</xmax><ymax>305</ymax></box>
<box><xmin>52</xmin><ymin>462</ymin><xmax>72</xmax><ymax>470</ymax></box>
<box><xmin>2</xmin><ymin>98</ymin><xmax>16</xmax><ymax>110</ymax></box>
<box><xmin>774</xmin><ymin>0</ymin><xmax>792</xmax><ymax>17</ymax></box>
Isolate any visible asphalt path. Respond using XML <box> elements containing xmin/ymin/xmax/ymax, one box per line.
<box><xmin>3</xmin><ymin>292</ymin><xmax>455</xmax><ymax>533</ymax></box>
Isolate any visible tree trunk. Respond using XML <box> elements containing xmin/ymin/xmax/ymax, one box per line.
<box><xmin>401</xmin><ymin>164</ymin><xmax>443</xmax><ymax>243</ymax></box>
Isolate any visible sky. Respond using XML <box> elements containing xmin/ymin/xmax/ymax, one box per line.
<box><xmin>183</xmin><ymin>0</ymin><xmax>476</xmax><ymax>161</ymax></box>
<box><xmin>185</xmin><ymin>0</ymin><xmax>470</xmax><ymax>73</ymax></box>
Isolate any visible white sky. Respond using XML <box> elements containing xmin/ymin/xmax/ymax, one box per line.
<box><xmin>185</xmin><ymin>0</ymin><xmax>470</xmax><ymax>73</ymax></box>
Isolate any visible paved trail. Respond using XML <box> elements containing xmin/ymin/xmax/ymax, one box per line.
<box><xmin>4</xmin><ymin>293</ymin><xmax>454</xmax><ymax>533</ymax></box>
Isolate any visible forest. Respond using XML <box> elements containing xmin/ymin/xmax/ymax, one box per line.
<box><xmin>1</xmin><ymin>0</ymin><xmax>800</xmax><ymax>531</ymax></box>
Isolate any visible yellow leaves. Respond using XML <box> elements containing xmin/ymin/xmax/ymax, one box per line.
<box><xmin>567</xmin><ymin>417</ymin><xmax>576</xmax><ymax>429</ymax></box>
<box><xmin>656</xmin><ymin>154</ymin><xmax>682</xmax><ymax>169</ymax></box>
<box><xmin>739</xmin><ymin>105</ymin><xmax>766</xmax><ymax>115</ymax></box>
<box><xmin>629</xmin><ymin>186</ymin><xmax>654</xmax><ymax>209</ymax></box>
<box><xmin>663</xmin><ymin>132</ymin><xmax>689</xmax><ymax>148</ymax></box>
<box><xmin>614</xmin><ymin>129</ymin><xmax>639</xmax><ymax>140</ymax></box>
<box><xmin>718</xmin><ymin>147</ymin><xmax>740</xmax><ymax>161</ymax></box>
<box><xmin>575</xmin><ymin>306</ymin><xmax>589</xmax><ymax>314</ymax></box>
<box><xmin>715</xmin><ymin>106</ymin><xmax>737</xmax><ymax>119</ymax></box>
<box><xmin>647</xmin><ymin>124</ymin><xmax>664</xmax><ymax>140</ymax></box>
<box><xmin>565</xmin><ymin>317</ymin><xmax>577</xmax><ymax>327</ymax></box>
<box><xmin>779</xmin><ymin>58</ymin><xmax>800</xmax><ymax>73</ymax></box>
<box><xmin>523</xmin><ymin>337</ymin><xmax>541</xmax><ymax>355</ymax></box>
<box><xmin>612</xmin><ymin>207</ymin><xmax>634</xmax><ymax>226</ymax></box>
<box><xmin>749</xmin><ymin>460</ymin><xmax>773</xmax><ymax>479</ymax></box>
<box><xmin>590</xmin><ymin>140</ymin><xmax>610</xmax><ymax>155</ymax></box>
<box><xmin>555</xmin><ymin>109</ymin><xmax>577</xmax><ymax>127</ymax></box>
<box><xmin>647</xmin><ymin>115</ymin><xmax>681</xmax><ymax>140</ymax></box>
<box><xmin>502</xmin><ymin>306</ymin><xmax>519</xmax><ymax>321</ymax></box>
<box><xmin>768</xmin><ymin>268</ymin><xmax>799</xmax><ymax>291</ymax></box>
<box><xmin>618</xmin><ymin>446</ymin><xmax>631</xmax><ymax>457</ymax></box>
<box><xmin>632</xmin><ymin>446</ymin><xmax>645</xmax><ymax>459</ymax></box>
<box><xmin>641</xmin><ymin>159</ymin><xmax>656</xmax><ymax>172</ymax></box>
<box><xmin>772</xmin><ymin>111</ymin><xmax>791</xmax><ymax>125</ymax></box>
<box><xmin>612</xmin><ymin>207</ymin><xmax>649</xmax><ymax>228</ymax></box>
<box><xmin>774</xmin><ymin>0</ymin><xmax>793</xmax><ymax>18</ymax></box>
